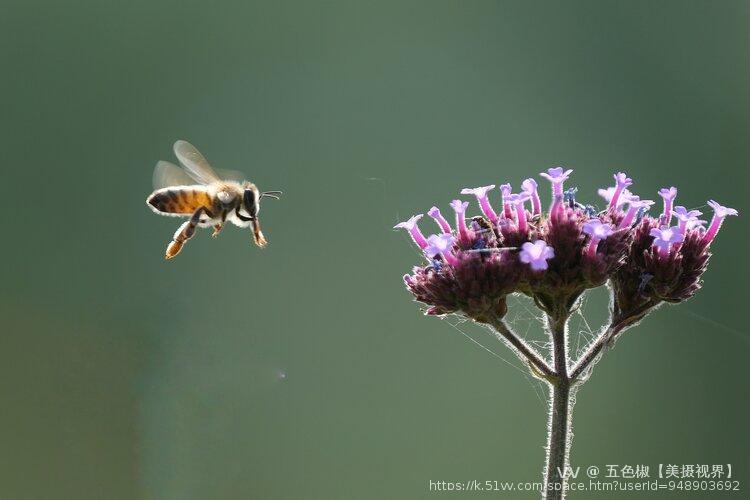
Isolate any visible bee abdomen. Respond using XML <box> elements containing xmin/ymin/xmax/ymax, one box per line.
<box><xmin>147</xmin><ymin>187</ymin><xmax>210</xmax><ymax>215</ymax></box>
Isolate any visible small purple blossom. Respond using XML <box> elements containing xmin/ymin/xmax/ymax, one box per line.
<box><xmin>424</xmin><ymin>233</ymin><xmax>458</xmax><ymax>266</ymax></box>
<box><xmin>450</xmin><ymin>199</ymin><xmax>471</xmax><ymax>242</ymax></box>
<box><xmin>540</xmin><ymin>167</ymin><xmax>573</xmax><ymax>218</ymax></box>
<box><xmin>598</xmin><ymin>186</ymin><xmax>632</xmax><ymax>208</ymax></box>
<box><xmin>461</xmin><ymin>185</ymin><xmax>498</xmax><ymax>223</ymax></box>
<box><xmin>672</xmin><ymin>206</ymin><xmax>703</xmax><ymax>235</ymax></box>
<box><xmin>499</xmin><ymin>183</ymin><xmax>513</xmax><ymax>219</ymax></box>
<box><xmin>703</xmin><ymin>200</ymin><xmax>739</xmax><ymax>245</ymax></box>
<box><xmin>394</xmin><ymin>214</ymin><xmax>428</xmax><ymax>249</ymax></box>
<box><xmin>540</xmin><ymin>167</ymin><xmax>574</xmax><ymax>196</ymax></box>
<box><xmin>505</xmin><ymin>192</ymin><xmax>531</xmax><ymax>233</ymax></box>
<box><xmin>539</xmin><ymin>167</ymin><xmax>573</xmax><ymax>196</ymax></box>
<box><xmin>650</xmin><ymin>226</ymin><xmax>684</xmax><ymax>259</ymax></box>
<box><xmin>582</xmin><ymin>219</ymin><xmax>615</xmax><ymax>258</ymax></box>
<box><xmin>522</xmin><ymin>178</ymin><xmax>541</xmax><ymax>215</ymax></box>
<box><xmin>608</xmin><ymin>172</ymin><xmax>633</xmax><ymax>210</ymax></box>
<box><xmin>658</xmin><ymin>187</ymin><xmax>678</xmax><ymax>225</ymax></box>
<box><xmin>427</xmin><ymin>206</ymin><xmax>452</xmax><ymax>234</ymax></box>
<box><xmin>519</xmin><ymin>240</ymin><xmax>555</xmax><ymax>271</ymax></box>
<box><xmin>618</xmin><ymin>196</ymin><xmax>655</xmax><ymax>229</ymax></box>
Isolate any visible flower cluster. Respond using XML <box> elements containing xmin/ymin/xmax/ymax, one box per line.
<box><xmin>397</xmin><ymin>168</ymin><xmax>737</xmax><ymax>323</ymax></box>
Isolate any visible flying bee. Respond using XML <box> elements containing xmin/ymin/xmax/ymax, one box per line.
<box><xmin>146</xmin><ymin>140</ymin><xmax>282</xmax><ymax>259</ymax></box>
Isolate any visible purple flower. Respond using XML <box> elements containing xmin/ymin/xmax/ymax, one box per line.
<box><xmin>703</xmin><ymin>200</ymin><xmax>739</xmax><ymax>245</ymax></box>
<box><xmin>598</xmin><ymin>186</ymin><xmax>632</xmax><ymax>208</ymax></box>
<box><xmin>582</xmin><ymin>219</ymin><xmax>615</xmax><ymax>258</ymax></box>
<box><xmin>427</xmin><ymin>206</ymin><xmax>452</xmax><ymax>234</ymax></box>
<box><xmin>450</xmin><ymin>199</ymin><xmax>471</xmax><ymax>242</ymax></box>
<box><xmin>540</xmin><ymin>167</ymin><xmax>573</xmax><ymax>218</ymax></box>
<box><xmin>608</xmin><ymin>172</ymin><xmax>633</xmax><ymax>210</ymax></box>
<box><xmin>394</xmin><ymin>214</ymin><xmax>428</xmax><ymax>249</ymax></box>
<box><xmin>540</xmin><ymin>167</ymin><xmax>574</xmax><ymax>196</ymax></box>
<box><xmin>618</xmin><ymin>196</ymin><xmax>655</xmax><ymax>229</ymax></box>
<box><xmin>505</xmin><ymin>192</ymin><xmax>531</xmax><ymax>233</ymax></box>
<box><xmin>650</xmin><ymin>226</ymin><xmax>684</xmax><ymax>259</ymax></box>
<box><xmin>398</xmin><ymin>166</ymin><xmax>737</xmax><ymax>326</ymax></box>
<box><xmin>658</xmin><ymin>187</ymin><xmax>678</xmax><ymax>225</ymax></box>
<box><xmin>519</xmin><ymin>240</ymin><xmax>555</xmax><ymax>271</ymax></box>
<box><xmin>461</xmin><ymin>185</ymin><xmax>498</xmax><ymax>223</ymax></box>
<box><xmin>424</xmin><ymin>233</ymin><xmax>458</xmax><ymax>266</ymax></box>
<box><xmin>672</xmin><ymin>206</ymin><xmax>703</xmax><ymax>235</ymax></box>
<box><xmin>522</xmin><ymin>178</ymin><xmax>541</xmax><ymax>216</ymax></box>
<box><xmin>499</xmin><ymin>183</ymin><xmax>513</xmax><ymax>219</ymax></box>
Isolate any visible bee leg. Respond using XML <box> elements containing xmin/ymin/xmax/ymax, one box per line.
<box><xmin>165</xmin><ymin>207</ymin><xmax>209</xmax><ymax>259</ymax></box>
<box><xmin>211</xmin><ymin>223</ymin><xmax>224</xmax><ymax>238</ymax></box>
<box><xmin>251</xmin><ymin>218</ymin><xmax>267</xmax><ymax>248</ymax></box>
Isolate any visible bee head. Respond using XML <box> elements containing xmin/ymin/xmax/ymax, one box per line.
<box><xmin>242</xmin><ymin>183</ymin><xmax>282</xmax><ymax>220</ymax></box>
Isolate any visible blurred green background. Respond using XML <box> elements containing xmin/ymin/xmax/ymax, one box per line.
<box><xmin>1</xmin><ymin>0</ymin><xmax>748</xmax><ymax>498</ymax></box>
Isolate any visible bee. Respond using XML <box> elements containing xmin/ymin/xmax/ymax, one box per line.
<box><xmin>146</xmin><ymin>140</ymin><xmax>282</xmax><ymax>259</ymax></box>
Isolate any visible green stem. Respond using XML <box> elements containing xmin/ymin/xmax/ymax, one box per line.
<box><xmin>543</xmin><ymin>313</ymin><xmax>572</xmax><ymax>500</ymax></box>
<box><xmin>544</xmin><ymin>380</ymin><xmax>572</xmax><ymax>500</ymax></box>
<box><xmin>487</xmin><ymin>315</ymin><xmax>556</xmax><ymax>381</ymax></box>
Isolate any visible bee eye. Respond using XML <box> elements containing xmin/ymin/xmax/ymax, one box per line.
<box><xmin>243</xmin><ymin>189</ymin><xmax>258</xmax><ymax>216</ymax></box>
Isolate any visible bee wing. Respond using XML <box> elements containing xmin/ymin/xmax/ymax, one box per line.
<box><xmin>153</xmin><ymin>160</ymin><xmax>199</xmax><ymax>189</ymax></box>
<box><xmin>215</xmin><ymin>168</ymin><xmax>246</xmax><ymax>183</ymax></box>
<box><xmin>173</xmin><ymin>140</ymin><xmax>222</xmax><ymax>185</ymax></box>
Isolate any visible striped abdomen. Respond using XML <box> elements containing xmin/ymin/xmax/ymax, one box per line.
<box><xmin>147</xmin><ymin>186</ymin><xmax>213</xmax><ymax>215</ymax></box>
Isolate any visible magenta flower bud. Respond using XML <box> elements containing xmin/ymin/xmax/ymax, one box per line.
<box><xmin>703</xmin><ymin>200</ymin><xmax>739</xmax><ymax>245</ymax></box>
<box><xmin>540</xmin><ymin>167</ymin><xmax>573</xmax><ymax>218</ymax></box>
<box><xmin>618</xmin><ymin>196</ymin><xmax>654</xmax><ymax>229</ymax></box>
<box><xmin>394</xmin><ymin>214</ymin><xmax>428</xmax><ymax>249</ymax></box>
<box><xmin>505</xmin><ymin>192</ymin><xmax>531</xmax><ymax>233</ymax></box>
<box><xmin>672</xmin><ymin>206</ymin><xmax>703</xmax><ymax>235</ymax></box>
<box><xmin>461</xmin><ymin>185</ymin><xmax>498</xmax><ymax>223</ymax></box>
<box><xmin>450</xmin><ymin>199</ymin><xmax>471</xmax><ymax>242</ymax></box>
<box><xmin>424</xmin><ymin>233</ymin><xmax>459</xmax><ymax>266</ymax></box>
<box><xmin>522</xmin><ymin>178</ymin><xmax>541</xmax><ymax>215</ymax></box>
<box><xmin>519</xmin><ymin>240</ymin><xmax>555</xmax><ymax>271</ymax></box>
<box><xmin>582</xmin><ymin>219</ymin><xmax>615</xmax><ymax>258</ymax></box>
<box><xmin>499</xmin><ymin>183</ymin><xmax>513</xmax><ymax>219</ymax></box>
<box><xmin>658</xmin><ymin>187</ymin><xmax>678</xmax><ymax>225</ymax></box>
<box><xmin>608</xmin><ymin>172</ymin><xmax>633</xmax><ymax>210</ymax></box>
<box><xmin>650</xmin><ymin>226</ymin><xmax>685</xmax><ymax>259</ymax></box>
<box><xmin>598</xmin><ymin>186</ymin><xmax>632</xmax><ymax>209</ymax></box>
<box><xmin>427</xmin><ymin>206</ymin><xmax>452</xmax><ymax>234</ymax></box>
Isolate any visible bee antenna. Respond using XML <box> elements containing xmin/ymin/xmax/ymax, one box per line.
<box><xmin>261</xmin><ymin>191</ymin><xmax>282</xmax><ymax>200</ymax></box>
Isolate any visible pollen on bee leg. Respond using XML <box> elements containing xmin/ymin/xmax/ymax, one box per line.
<box><xmin>252</xmin><ymin>221</ymin><xmax>268</xmax><ymax>248</ymax></box>
<box><xmin>165</xmin><ymin>240</ymin><xmax>184</xmax><ymax>259</ymax></box>
<box><xmin>254</xmin><ymin>232</ymin><xmax>268</xmax><ymax>247</ymax></box>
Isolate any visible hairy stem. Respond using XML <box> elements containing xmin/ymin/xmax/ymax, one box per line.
<box><xmin>569</xmin><ymin>324</ymin><xmax>617</xmax><ymax>381</ymax></box>
<box><xmin>543</xmin><ymin>313</ymin><xmax>572</xmax><ymax>500</ymax></box>
<box><xmin>570</xmin><ymin>301</ymin><xmax>655</xmax><ymax>382</ymax></box>
<box><xmin>487</xmin><ymin>314</ymin><xmax>556</xmax><ymax>381</ymax></box>
<box><xmin>544</xmin><ymin>380</ymin><xmax>572</xmax><ymax>500</ymax></box>
<box><xmin>548</xmin><ymin>314</ymin><xmax>569</xmax><ymax>379</ymax></box>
